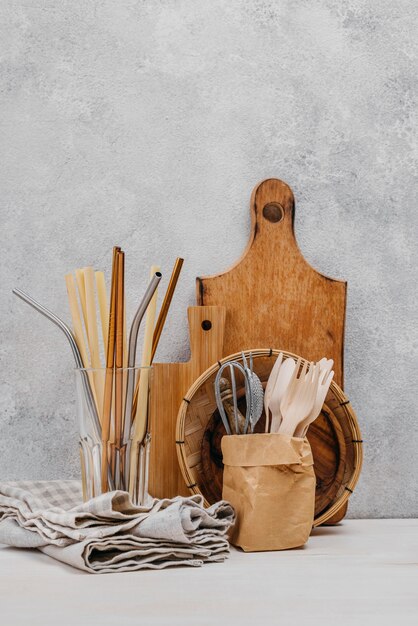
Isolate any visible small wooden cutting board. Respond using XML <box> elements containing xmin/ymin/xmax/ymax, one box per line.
<box><xmin>148</xmin><ymin>305</ymin><xmax>226</xmax><ymax>498</ymax></box>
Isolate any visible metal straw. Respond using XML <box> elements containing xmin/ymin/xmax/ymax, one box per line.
<box><xmin>122</xmin><ymin>272</ymin><xmax>162</xmax><ymax>483</ymax></box>
<box><xmin>12</xmin><ymin>288</ymin><xmax>101</xmax><ymax>441</ymax></box>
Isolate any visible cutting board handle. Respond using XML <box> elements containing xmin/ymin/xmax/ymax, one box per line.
<box><xmin>188</xmin><ymin>306</ymin><xmax>226</xmax><ymax>369</ymax></box>
<box><xmin>250</xmin><ymin>178</ymin><xmax>295</xmax><ymax>243</ymax></box>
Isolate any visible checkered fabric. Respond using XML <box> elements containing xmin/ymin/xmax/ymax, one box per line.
<box><xmin>1</xmin><ymin>480</ymin><xmax>82</xmax><ymax>509</ymax></box>
<box><xmin>0</xmin><ymin>481</ymin><xmax>234</xmax><ymax>574</ymax></box>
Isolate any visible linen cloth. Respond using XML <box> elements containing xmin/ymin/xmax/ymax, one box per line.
<box><xmin>0</xmin><ymin>480</ymin><xmax>234</xmax><ymax>573</ymax></box>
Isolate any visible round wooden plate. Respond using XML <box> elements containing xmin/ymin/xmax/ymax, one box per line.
<box><xmin>176</xmin><ymin>349</ymin><xmax>363</xmax><ymax>526</ymax></box>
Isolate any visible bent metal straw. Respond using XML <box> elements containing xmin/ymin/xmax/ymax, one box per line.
<box><xmin>12</xmin><ymin>288</ymin><xmax>101</xmax><ymax>441</ymax></box>
<box><xmin>128</xmin><ymin>265</ymin><xmax>160</xmax><ymax>499</ymax></box>
<box><xmin>122</xmin><ymin>271</ymin><xmax>162</xmax><ymax>484</ymax></box>
<box><xmin>131</xmin><ymin>257</ymin><xmax>184</xmax><ymax>416</ymax></box>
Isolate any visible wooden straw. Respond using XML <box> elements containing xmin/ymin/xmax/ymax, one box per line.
<box><xmin>95</xmin><ymin>271</ymin><xmax>109</xmax><ymax>354</ymax></box>
<box><xmin>114</xmin><ymin>250</ymin><xmax>125</xmax><ymax>451</ymax></box>
<box><xmin>84</xmin><ymin>266</ymin><xmax>104</xmax><ymax>419</ymax></box>
<box><xmin>151</xmin><ymin>257</ymin><xmax>184</xmax><ymax>362</ymax></box>
<box><xmin>129</xmin><ymin>265</ymin><xmax>160</xmax><ymax>496</ymax></box>
<box><xmin>123</xmin><ymin>301</ymin><xmax>128</xmax><ymax>368</ymax></box>
<box><xmin>100</xmin><ymin>246</ymin><xmax>119</xmax><ymax>492</ymax></box>
<box><xmin>122</xmin><ymin>289</ymin><xmax>128</xmax><ymax>419</ymax></box>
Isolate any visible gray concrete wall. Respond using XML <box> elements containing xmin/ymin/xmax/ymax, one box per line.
<box><xmin>1</xmin><ymin>1</ymin><xmax>417</xmax><ymax>518</ymax></box>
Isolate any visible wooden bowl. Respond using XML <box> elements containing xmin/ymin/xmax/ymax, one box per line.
<box><xmin>176</xmin><ymin>349</ymin><xmax>363</xmax><ymax>526</ymax></box>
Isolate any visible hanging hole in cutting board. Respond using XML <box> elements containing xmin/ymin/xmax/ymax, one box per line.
<box><xmin>201</xmin><ymin>320</ymin><xmax>212</xmax><ymax>331</ymax></box>
<box><xmin>263</xmin><ymin>202</ymin><xmax>284</xmax><ymax>223</ymax></box>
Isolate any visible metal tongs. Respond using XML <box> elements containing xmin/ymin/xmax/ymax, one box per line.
<box><xmin>214</xmin><ymin>352</ymin><xmax>264</xmax><ymax>435</ymax></box>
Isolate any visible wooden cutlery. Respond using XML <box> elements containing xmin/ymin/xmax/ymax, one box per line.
<box><xmin>278</xmin><ymin>360</ymin><xmax>315</xmax><ymax>436</ymax></box>
<box><xmin>294</xmin><ymin>366</ymin><xmax>334</xmax><ymax>437</ymax></box>
<box><xmin>264</xmin><ymin>354</ymin><xmax>334</xmax><ymax>437</ymax></box>
<box><xmin>263</xmin><ymin>351</ymin><xmax>283</xmax><ymax>432</ymax></box>
<box><xmin>268</xmin><ymin>356</ymin><xmax>296</xmax><ymax>433</ymax></box>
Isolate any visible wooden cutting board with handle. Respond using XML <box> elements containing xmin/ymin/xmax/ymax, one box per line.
<box><xmin>148</xmin><ymin>305</ymin><xmax>226</xmax><ymax>498</ymax></box>
<box><xmin>196</xmin><ymin>178</ymin><xmax>348</xmax><ymax>522</ymax></box>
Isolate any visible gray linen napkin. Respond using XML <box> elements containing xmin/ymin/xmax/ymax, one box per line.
<box><xmin>0</xmin><ymin>481</ymin><xmax>234</xmax><ymax>573</ymax></box>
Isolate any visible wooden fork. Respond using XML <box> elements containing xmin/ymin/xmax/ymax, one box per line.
<box><xmin>278</xmin><ymin>360</ymin><xmax>317</xmax><ymax>437</ymax></box>
<box><xmin>269</xmin><ymin>357</ymin><xmax>296</xmax><ymax>433</ymax></box>
<box><xmin>264</xmin><ymin>352</ymin><xmax>283</xmax><ymax>432</ymax></box>
<box><xmin>295</xmin><ymin>368</ymin><xmax>334</xmax><ymax>437</ymax></box>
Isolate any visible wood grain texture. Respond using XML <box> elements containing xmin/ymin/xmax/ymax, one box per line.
<box><xmin>196</xmin><ymin>179</ymin><xmax>349</xmax><ymax>522</ymax></box>
<box><xmin>148</xmin><ymin>306</ymin><xmax>226</xmax><ymax>498</ymax></box>
<box><xmin>196</xmin><ymin>178</ymin><xmax>347</xmax><ymax>387</ymax></box>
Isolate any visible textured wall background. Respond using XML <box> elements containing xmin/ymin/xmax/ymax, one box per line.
<box><xmin>1</xmin><ymin>1</ymin><xmax>417</xmax><ymax>518</ymax></box>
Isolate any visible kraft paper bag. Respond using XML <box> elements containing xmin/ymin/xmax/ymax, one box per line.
<box><xmin>222</xmin><ymin>433</ymin><xmax>315</xmax><ymax>552</ymax></box>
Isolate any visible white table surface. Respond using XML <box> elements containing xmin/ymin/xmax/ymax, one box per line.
<box><xmin>1</xmin><ymin>519</ymin><xmax>417</xmax><ymax>626</ymax></box>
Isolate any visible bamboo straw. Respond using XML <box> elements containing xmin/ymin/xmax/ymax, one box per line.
<box><xmin>84</xmin><ymin>267</ymin><xmax>101</xmax><ymax>368</ymax></box>
<box><xmin>129</xmin><ymin>264</ymin><xmax>160</xmax><ymax>497</ymax></box>
<box><xmin>123</xmin><ymin>303</ymin><xmax>128</xmax><ymax>368</ymax></box>
<box><xmin>65</xmin><ymin>273</ymin><xmax>100</xmax><ymax>415</ymax></box>
<box><xmin>151</xmin><ymin>257</ymin><xmax>183</xmax><ymax>362</ymax></box>
<box><xmin>75</xmin><ymin>269</ymin><xmax>88</xmax><ymax>334</ymax></box>
<box><xmin>122</xmin><ymin>290</ymin><xmax>128</xmax><ymax>420</ymax></box>
<box><xmin>101</xmin><ymin>246</ymin><xmax>119</xmax><ymax>492</ymax></box>
<box><xmin>65</xmin><ymin>273</ymin><xmax>91</xmax><ymax>370</ymax></box>
<box><xmin>95</xmin><ymin>271</ymin><xmax>109</xmax><ymax>354</ymax></box>
<box><xmin>84</xmin><ymin>266</ymin><xmax>104</xmax><ymax>419</ymax></box>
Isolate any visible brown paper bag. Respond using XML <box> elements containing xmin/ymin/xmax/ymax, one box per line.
<box><xmin>222</xmin><ymin>433</ymin><xmax>315</xmax><ymax>552</ymax></box>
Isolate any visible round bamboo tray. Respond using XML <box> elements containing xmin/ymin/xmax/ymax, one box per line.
<box><xmin>176</xmin><ymin>349</ymin><xmax>363</xmax><ymax>526</ymax></box>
